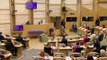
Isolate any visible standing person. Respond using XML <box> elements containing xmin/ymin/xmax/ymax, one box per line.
<box><xmin>72</xmin><ymin>23</ymin><xmax>77</xmax><ymax>32</ymax></box>
<box><xmin>98</xmin><ymin>31</ymin><xmax>104</xmax><ymax>42</ymax></box>
<box><xmin>94</xmin><ymin>39</ymin><xmax>100</xmax><ymax>53</ymax></box>
<box><xmin>95</xmin><ymin>18</ymin><xmax>100</xmax><ymax>26</ymax></box>
<box><xmin>61</xmin><ymin>19</ymin><xmax>66</xmax><ymax>28</ymax></box>
<box><xmin>90</xmin><ymin>25</ymin><xmax>95</xmax><ymax>34</ymax></box>
<box><xmin>0</xmin><ymin>32</ymin><xmax>5</xmax><ymax>42</ymax></box>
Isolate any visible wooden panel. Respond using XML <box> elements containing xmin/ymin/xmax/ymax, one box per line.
<box><xmin>22</xmin><ymin>23</ymin><xmax>53</xmax><ymax>36</ymax></box>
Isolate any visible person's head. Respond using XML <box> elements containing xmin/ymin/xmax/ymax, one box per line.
<box><xmin>76</xmin><ymin>43</ymin><xmax>79</xmax><ymax>45</ymax></box>
<box><xmin>87</xmin><ymin>55</ymin><xmax>94</xmax><ymax>60</ymax></box>
<box><xmin>100</xmin><ymin>49</ymin><xmax>106</xmax><ymax>57</ymax></box>
<box><xmin>0</xmin><ymin>32</ymin><xmax>2</xmax><ymax>35</ymax></box>
<box><xmin>62</xmin><ymin>35</ymin><xmax>65</xmax><ymax>38</ymax></box>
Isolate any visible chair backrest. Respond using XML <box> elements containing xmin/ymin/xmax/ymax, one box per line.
<box><xmin>54</xmin><ymin>57</ymin><xmax>65</xmax><ymax>60</ymax></box>
<box><xmin>97</xmin><ymin>57</ymin><xmax>107</xmax><ymax>60</ymax></box>
<box><xmin>33</xmin><ymin>56</ymin><xmax>44</xmax><ymax>60</ymax></box>
<box><xmin>74</xmin><ymin>57</ymin><xmax>86</xmax><ymax>60</ymax></box>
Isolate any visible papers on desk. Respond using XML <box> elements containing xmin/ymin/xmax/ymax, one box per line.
<box><xmin>78</xmin><ymin>38</ymin><xmax>83</xmax><ymax>40</ymax></box>
<box><xmin>59</xmin><ymin>46</ymin><xmax>72</xmax><ymax>49</ymax></box>
<box><xmin>65</xmin><ymin>56</ymin><xmax>72</xmax><ymax>60</ymax></box>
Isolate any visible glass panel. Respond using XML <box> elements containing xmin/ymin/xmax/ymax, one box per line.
<box><xmin>49</xmin><ymin>0</ymin><xmax>61</xmax><ymax>4</ymax></box>
<box><xmin>0</xmin><ymin>15</ymin><xmax>10</xmax><ymax>23</ymax></box>
<box><xmin>82</xmin><ymin>0</ymin><xmax>93</xmax><ymax>4</ymax></box>
<box><xmin>49</xmin><ymin>5</ymin><xmax>61</xmax><ymax>16</ymax></box>
<box><xmin>15</xmin><ymin>15</ymin><xmax>28</xmax><ymax>25</ymax></box>
<box><xmin>33</xmin><ymin>0</ymin><xmax>46</xmax><ymax>3</ymax></box>
<box><xmin>15</xmin><ymin>5</ymin><xmax>28</xmax><ymax>14</ymax></box>
<box><xmin>34</xmin><ymin>4</ymin><xmax>45</xmax><ymax>10</ymax></box>
<box><xmin>0</xmin><ymin>24</ymin><xmax>10</xmax><ymax>34</ymax></box>
<box><xmin>15</xmin><ymin>0</ymin><xmax>28</xmax><ymax>3</ymax></box>
<box><xmin>0</xmin><ymin>0</ymin><xmax>9</xmax><ymax>9</ymax></box>
<box><xmin>66</xmin><ymin>5</ymin><xmax>77</xmax><ymax>11</ymax></box>
<box><xmin>34</xmin><ymin>12</ymin><xmax>46</xmax><ymax>18</ymax></box>
<box><xmin>65</xmin><ymin>0</ymin><xmax>77</xmax><ymax>4</ymax></box>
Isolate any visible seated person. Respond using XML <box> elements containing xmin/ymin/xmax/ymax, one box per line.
<box><xmin>44</xmin><ymin>43</ymin><xmax>53</xmax><ymax>56</ymax></box>
<box><xmin>49</xmin><ymin>27</ymin><xmax>54</xmax><ymax>36</ymax></box>
<box><xmin>0</xmin><ymin>32</ymin><xmax>5</xmax><ymax>42</ymax></box>
<box><xmin>73</xmin><ymin>43</ymin><xmax>83</xmax><ymax>52</ymax></box>
<box><xmin>61</xmin><ymin>35</ymin><xmax>67</xmax><ymax>46</ymax></box>
<box><xmin>82</xmin><ymin>35</ymin><xmax>90</xmax><ymax>44</ymax></box>
<box><xmin>98</xmin><ymin>31</ymin><xmax>104</xmax><ymax>42</ymax></box>
<box><xmin>94</xmin><ymin>39</ymin><xmax>100</xmax><ymax>53</ymax></box>
<box><xmin>16</xmin><ymin>34</ymin><xmax>26</xmax><ymax>48</ymax></box>
<box><xmin>90</xmin><ymin>25</ymin><xmax>95</xmax><ymax>34</ymax></box>
<box><xmin>83</xmin><ymin>23</ymin><xmax>89</xmax><ymax>29</ymax></box>
<box><xmin>72</xmin><ymin>23</ymin><xmax>77</xmax><ymax>32</ymax></box>
<box><xmin>5</xmin><ymin>39</ymin><xmax>17</xmax><ymax>56</ymax></box>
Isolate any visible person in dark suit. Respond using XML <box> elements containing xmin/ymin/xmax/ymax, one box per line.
<box><xmin>72</xmin><ymin>23</ymin><xmax>77</xmax><ymax>32</ymax></box>
<box><xmin>94</xmin><ymin>39</ymin><xmax>100</xmax><ymax>53</ymax></box>
<box><xmin>5</xmin><ymin>39</ymin><xmax>17</xmax><ymax>56</ymax></box>
<box><xmin>61</xmin><ymin>19</ymin><xmax>66</xmax><ymax>28</ymax></box>
<box><xmin>90</xmin><ymin>25</ymin><xmax>95</xmax><ymax>34</ymax></box>
<box><xmin>0</xmin><ymin>32</ymin><xmax>5</xmax><ymax>42</ymax></box>
<box><xmin>98</xmin><ymin>31</ymin><xmax>104</xmax><ymax>42</ymax></box>
<box><xmin>95</xmin><ymin>18</ymin><xmax>100</xmax><ymax>26</ymax></box>
<box><xmin>61</xmin><ymin>35</ymin><xmax>67</xmax><ymax>46</ymax></box>
<box><xmin>44</xmin><ymin>43</ymin><xmax>53</xmax><ymax>56</ymax></box>
<box><xmin>16</xmin><ymin>34</ymin><xmax>26</xmax><ymax>48</ymax></box>
<box><xmin>49</xmin><ymin>27</ymin><xmax>54</xmax><ymax>36</ymax></box>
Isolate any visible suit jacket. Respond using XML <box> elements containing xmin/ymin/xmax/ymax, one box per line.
<box><xmin>98</xmin><ymin>34</ymin><xmax>104</xmax><ymax>42</ymax></box>
<box><xmin>0</xmin><ymin>34</ymin><xmax>5</xmax><ymax>41</ymax></box>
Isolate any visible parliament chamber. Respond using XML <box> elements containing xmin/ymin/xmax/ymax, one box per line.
<box><xmin>0</xmin><ymin>0</ymin><xmax>107</xmax><ymax>60</ymax></box>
